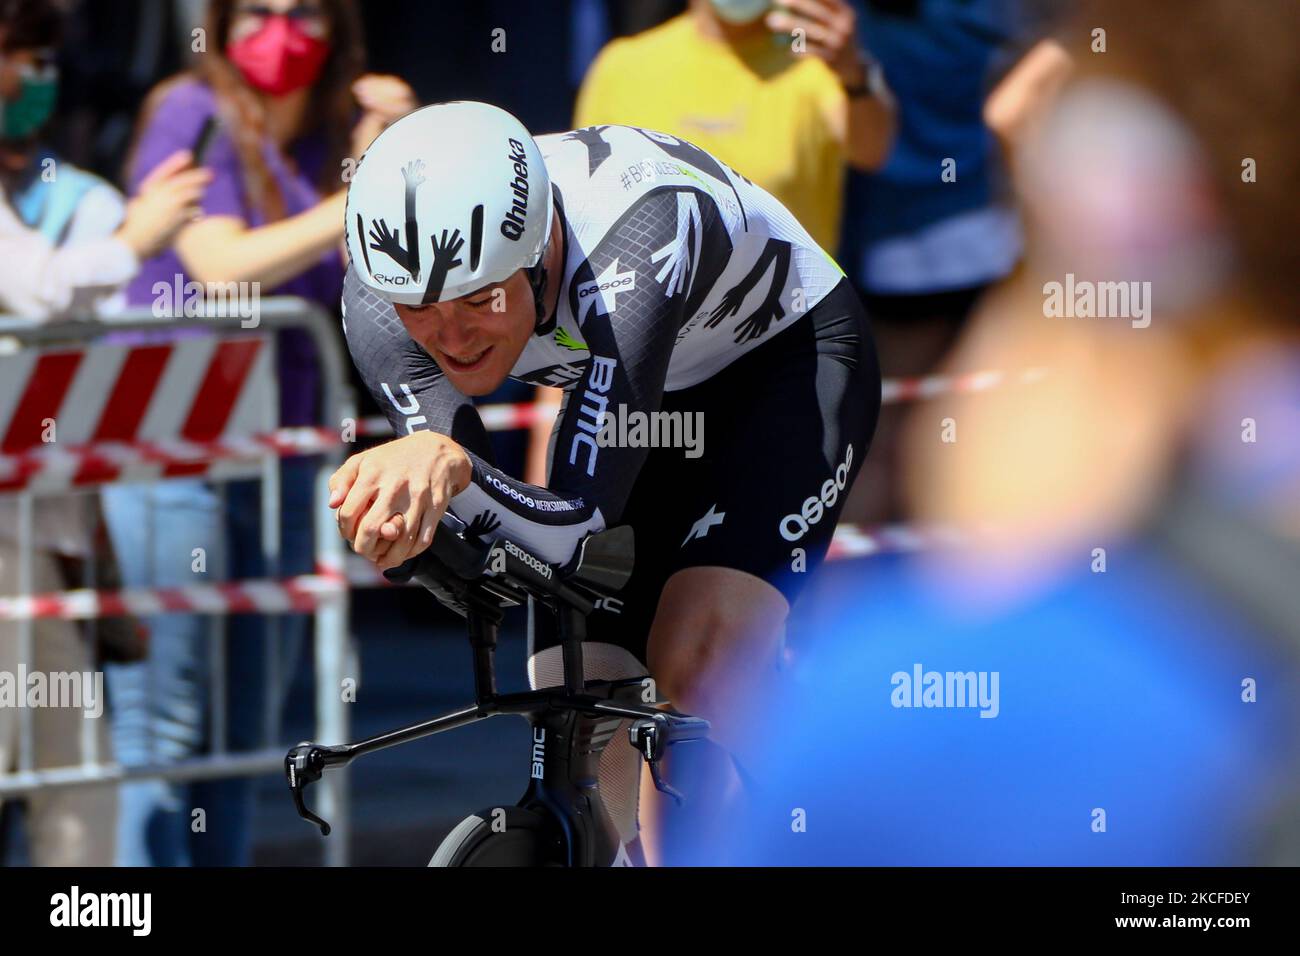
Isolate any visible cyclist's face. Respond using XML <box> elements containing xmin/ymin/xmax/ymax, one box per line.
<box><xmin>394</xmin><ymin>269</ymin><xmax>535</xmax><ymax>396</ymax></box>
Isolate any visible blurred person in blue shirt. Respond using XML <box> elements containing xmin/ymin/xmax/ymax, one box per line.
<box><xmin>838</xmin><ymin>0</ymin><xmax>1073</xmax><ymax>525</ymax></box>
<box><xmin>670</xmin><ymin>0</ymin><xmax>1300</xmax><ymax>866</ymax></box>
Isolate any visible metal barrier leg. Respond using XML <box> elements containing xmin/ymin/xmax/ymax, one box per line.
<box><xmin>261</xmin><ymin>455</ymin><xmax>282</xmax><ymax>748</ymax></box>
<box><xmin>17</xmin><ymin>493</ymin><xmax>34</xmax><ymax>776</ymax></box>
<box><xmin>210</xmin><ymin>482</ymin><xmax>229</xmax><ymax>757</ymax></box>
<box><xmin>314</xmin><ymin>463</ymin><xmax>350</xmax><ymax>866</ymax></box>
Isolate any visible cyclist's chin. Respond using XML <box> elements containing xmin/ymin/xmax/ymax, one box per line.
<box><xmin>437</xmin><ymin>348</ymin><xmax>510</xmax><ymax>396</ymax></box>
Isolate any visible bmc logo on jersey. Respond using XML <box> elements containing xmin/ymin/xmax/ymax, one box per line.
<box><xmin>577</xmin><ymin>274</ymin><xmax>634</xmax><ymax>299</ymax></box>
<box><xmin>779</xmin><ymin>444</ymin><xmax>854</xmax><ymax>542</ymax></box>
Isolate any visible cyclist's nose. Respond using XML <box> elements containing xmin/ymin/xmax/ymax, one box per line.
<box><xmin>432</xmin><ymin>305</ymin><xmax>483</xmax><ymax>352</ymax></box>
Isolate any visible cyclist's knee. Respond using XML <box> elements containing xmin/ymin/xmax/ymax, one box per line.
<box><xmin>646</xmin><ymin>567</ymin><xmax>786</xmax><ymax>717</ymax></box>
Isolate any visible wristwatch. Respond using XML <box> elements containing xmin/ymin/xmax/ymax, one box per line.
<box><xmin>842</xmin><ymin>54</ymin><xmax>886</xmax><ymax>100</ymax></box>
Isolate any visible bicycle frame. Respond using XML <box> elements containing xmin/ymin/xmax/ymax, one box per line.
<box><xmin>286</xmin><ymin>523</ymin><xmax>709</xmax><ymax>866</ymax></box>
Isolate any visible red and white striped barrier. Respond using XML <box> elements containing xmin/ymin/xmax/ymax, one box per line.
<box><xmin>0</xmin><ymin>523</ymin><xmax>972</xmax><ymax>622</ymax></box>
<box><xmin>0</xmin><ymin>367</ymin><xmax>1046</xmax><ymax>493</ymax></box>
<box><xmin>0</xmin><ymin>337</ymin><xmax>275</xmax><ymax>492</ymax></box>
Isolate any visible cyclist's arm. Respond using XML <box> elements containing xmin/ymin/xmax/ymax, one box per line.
<box><xmin>342</xmin><ymin>265</ymin><xmax>603</xmax><ymax>556</ymax></box>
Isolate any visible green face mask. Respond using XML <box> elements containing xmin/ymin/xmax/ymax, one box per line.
<box><xmin>0</xmin><ymin>66</ymin><xmax>59</xmax><ymax>141</ymax></box>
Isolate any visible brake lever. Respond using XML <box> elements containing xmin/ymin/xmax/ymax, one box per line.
<box><xmin>285</xmin><ymin>742</ymin><xmax>347</xmax><ymax>836</ymax></box>
<box><xmin>628</xmin><ymin>717</ymin><xmax>686</xmax><ymax>806</ymax></box>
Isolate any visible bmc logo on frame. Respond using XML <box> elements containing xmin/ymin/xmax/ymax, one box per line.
<box><xmin>531</xmin><ymin>728</ymin><xmax>546</xmax><ymax>779</ymax></box>
<box><xmin>778</xmin><ymin>444</ymin><xmax>854</xmax><ymax>542</ymax></box>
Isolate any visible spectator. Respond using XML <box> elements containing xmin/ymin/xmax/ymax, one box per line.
<box><xmin>574</xmin><ymin>0</ymin><xmax>895</xmax><ymax>254</ymax></box>
<box><xmin>837</xmin><ymin>0</ymin><xmax>1068</xmax><ymax>525</ymax></box>
<box><xmin>682</xmin><ymin>0</ymin><xmax>1300</xmax><ymax>866</ymax></box>
<box><xmin>101</xmin><ymin>0</ymin><xmax>415</xmax><ymax>866</ymax></box>
<box><xmin>0</xmin><ymin>1</ymin><xmax>208</xmax><ymax>319</ymax></box>
<box><xmin>0</xmin><ymin>0</ymin><xmax>206</xmax><ymax>867</ymax></box>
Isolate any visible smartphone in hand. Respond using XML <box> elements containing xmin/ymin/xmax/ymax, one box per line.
<box><xmin>192</xmin><ymin>116</ymin><xmax>220</xmax><ymax>166</ymax></box>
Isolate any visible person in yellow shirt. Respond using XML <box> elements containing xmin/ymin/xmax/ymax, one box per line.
<box><xmin>574</xmin><ymin>0</ymin><xmax>895</xmax><ymax>254</ymax></box>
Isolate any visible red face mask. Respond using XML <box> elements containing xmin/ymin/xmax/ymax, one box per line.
<box><xmin>227</xmin><ymin>15</ymin><xmax>330</xmax><ymax>96</ymax></box>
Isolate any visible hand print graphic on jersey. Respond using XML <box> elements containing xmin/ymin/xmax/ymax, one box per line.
<box><xmin>563</xmin><ymin>125</ymin><xmax>614</xmax><ymax>177</ymax></box>
<box><xmin>650</xmin><ymin>192</ymin><xmax>703</xmax><ymax>299</ymax></box>
<box><xmin>705</xmin><ymin>237</ymin><xmax>793</xmax><ymax>343</ymax></box>
<box><xmin>464</xmin><ymin>509</ymin><xmax>503</xmax><ymax>541</ymax></box>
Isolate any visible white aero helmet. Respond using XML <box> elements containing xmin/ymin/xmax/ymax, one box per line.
<box><xmin>345</xmin><ymin>101</ymin><xmax>554</xmax><ymax>310</ymax></box>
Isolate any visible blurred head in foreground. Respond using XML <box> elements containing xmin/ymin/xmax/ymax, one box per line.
<box><xmin>671</xmin><ymin>0</ymin><xmax>1300</xmax><ymax>865</ymax></box>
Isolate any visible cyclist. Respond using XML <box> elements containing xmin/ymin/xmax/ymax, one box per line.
<box><xmin>330</xmin><ymin>101</ymin><xmax>880</xmax><ymax>864</ymax></box>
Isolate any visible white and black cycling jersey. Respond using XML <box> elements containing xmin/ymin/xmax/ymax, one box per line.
<box><xmin>342</xmin><ymin>123</ymin><xmax>847</xmax><ymax>564</ymax></box>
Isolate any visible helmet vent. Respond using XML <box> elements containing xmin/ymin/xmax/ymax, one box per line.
<box><xmin>470</xmin><ymin>204</ymin><xmax>484</xmax><ymax>271</ymax></box>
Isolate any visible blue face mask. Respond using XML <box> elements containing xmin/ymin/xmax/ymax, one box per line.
<box><xmin>709</xmin><ymin>0</ymin><xmax>772</xmax><ymax>25</ymax></box>
<box><xmin>0</xmin><ymin>58</ymin><xmax>59</xmax><ymax>141</ymax></box>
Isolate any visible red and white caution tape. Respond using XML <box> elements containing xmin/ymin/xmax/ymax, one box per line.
<box><xmin>0</xmin><ymin>368</ymin><xmax>1046</xmax><ymax>493</ymax></box>
<box><xmin>0</xmin><ymin>523</ymin><xmax>974</xmax><ymax>622</ymax></box>
<box><xmin>879</xmin><ymin>366</ymin><xmax>1048</xmax><ymax>404</ymax></box>
<box><xmin>0</xmin><ymin>571</ymin><xmax>348</xmax><ymax>622</ymax></box>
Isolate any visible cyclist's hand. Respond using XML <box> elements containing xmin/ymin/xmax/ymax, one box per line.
<box><xmin>328</xmin><ymin>430</ymin><xmax>472</xmax><ymax>571</ymax></box>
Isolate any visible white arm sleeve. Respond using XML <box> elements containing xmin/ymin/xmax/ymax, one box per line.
<box><xmin>0</xmin><ymin>182</ymin><xmax>139</xmax><ymax>319</ymax></box>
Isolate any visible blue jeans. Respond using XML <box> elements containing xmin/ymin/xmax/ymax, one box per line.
<box><xmin>103</xmin><ymin>458</ymin><xmax>317</xmax><ymax>866</ymax></box>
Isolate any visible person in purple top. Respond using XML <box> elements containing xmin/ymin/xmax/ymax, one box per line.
<box><xmin>101</xmin><ymin>0</ymin><xmax>416</xmax><ymax>866</ymax></box>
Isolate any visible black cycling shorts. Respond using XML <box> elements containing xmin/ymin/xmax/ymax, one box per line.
<box><xmin>530</xmin><ymin>278</ymin><xmax>881</xmax><ymax>666</ymax></box>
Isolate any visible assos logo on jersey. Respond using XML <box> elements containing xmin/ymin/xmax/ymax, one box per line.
<box><xmin>779</xmin><ymin>444</ymin><xmax>854</xmax><ymax>542</ymax></box>
<box><xmin>483</xmin><ymin>471</ymin><xmax>537</xmax><ymax>508</ymax></box>
<box><xmin>577</xmin><ymin>274</ymin><xmax>634</xmax><ymax>300</ymax></box>
<box><xmin>576</xmin><ymin>260</ymin><xmax>636</xmax><ymax>317</ymax></box>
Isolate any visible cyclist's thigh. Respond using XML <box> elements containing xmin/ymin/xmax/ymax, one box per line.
<box><xmin>647</xmin><ymin>278</ymin><xmax>880</xmax><ymax>612</ymax></box>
